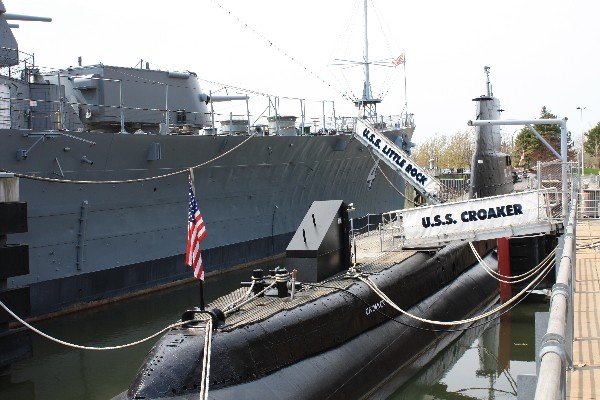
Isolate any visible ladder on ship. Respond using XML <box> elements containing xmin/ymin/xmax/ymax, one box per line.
<box><xmin>354</xmin><ymin>118</ymin><xmax>443</xmax><ymax>204</ymax></box>
<box><xmin>352</xmin><ymin>121</ymin><xmax>565</xmax><ymax>249</ymax></box>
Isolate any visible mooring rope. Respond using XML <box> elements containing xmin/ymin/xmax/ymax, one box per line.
<box><xmin>199</xmin><ymin>317</ymin><xmax>213</xmax><ymax>400</ymax></box>
<box><xmin>222</xmin><ymin>280</ymin><xmax>256</xmax><ymax>313</ymax></box>
<box><xmin>0</xmin><ymin>299</ymin><xmax>187</xmax><ymax>351</ymax></box>
<box><xmin>223</xmin><ymin>281</ymin><xmax>277</xmax><ymax>316</ymax></box>
<box><xmin>469</xmin><ymin>242</ymin><xmax>556</xmax><ymax>283</ymax></box>
<box><xmin>367</xmin><ymin>150</ymin><xmax>415</xmax><ymax>205</ymax></box>
<box><xmin>3</xmin><ymin>132</ymin><xmax>256</xmax><ymax>184</ymax></box>
<box><xmin>355</xmin><ymin>249</ymin><xmax>554</xmax><ymax>326</ymax></box>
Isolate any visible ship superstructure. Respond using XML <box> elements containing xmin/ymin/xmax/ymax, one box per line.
<box><xmin>0</xmin><ymin>2</ymin><xmax>415</xmax><ymax>318</ymax></box>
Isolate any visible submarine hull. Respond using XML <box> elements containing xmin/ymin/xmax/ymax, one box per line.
<box><xmin>208</xmin><ymin>253</ymin><xmax>499</xmax><ymax>400</ymax></box>
<box><xmin>118</xmin><ymin>240</ymin><xmax>499</xmax><ymax>400</ymax></box>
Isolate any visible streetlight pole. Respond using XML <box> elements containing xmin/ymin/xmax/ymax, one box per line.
<box><xmin>577</xmin><ymin>106</ymin><xmax>585</xmax><ymax>175</ymax></box>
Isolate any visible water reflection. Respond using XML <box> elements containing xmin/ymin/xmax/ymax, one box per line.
<box><xmin>0</xmin><ymin>262</ymin><xmax>281</xmax><ymax>400</ymax></box>
<box><xmin>387</xmin><ymin>296</ymin><xmax>548</xmax><ymax>400</ymax></box>
<box><xmin>0</xmin><ymin>263</ymin><xmax>548</xmax><ymax>400</ymax></box>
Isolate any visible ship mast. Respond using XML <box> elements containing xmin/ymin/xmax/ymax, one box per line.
<box><xmin>354</xmin><ymin>0</ymin><xmax>381</xmax><ymax>123</ymax></box>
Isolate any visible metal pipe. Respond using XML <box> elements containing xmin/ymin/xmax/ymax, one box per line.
<box><xmin>332</xmin><ymin>101</ymin><xmax>336</xmax><ymax>132</ymax></box>
<box><xmin>245</xmin><ymin>97</ymin><xmax>250</xmax><ymax>135</ymax></box>
<box><xmin>209</xmin><ymin>90</ymin><xmax>215</xmax><ymax>132</ymax></box>
<box><xmin>208</xmin><ymin>95</ymin><xmax>249</xmax><ymax>102</ymax></box>
<box><xmin>165</xmin><ymin>84</ymin><xmax>169</xmax><ymax>130</ymax></box>
<box><xmin>468</xmin><ymin>118</ymin><xmax>569</xmax><ymax>212</ymax></box>
<box><xmin>299</xmin><ymin>99</ymin><xmax>305</xmax><ymax>135</ymax></box>
<box><xmin>274</xmin><ymin>97</ymin><xmax>280</xmax><ymax>134</ymax></box>
<box><xmin>3</xmin><ymin>13</ymin><xmax>52</xmax><ymax>22</ymax></box>
<box><xmin>525</xmin><ymin>124</ymin><xmax>561</xmax><ymax>159</ymax></box>
<box><xmin>322</xmin><ymin>101</ymin><xmax>326</xmax><ymax>133</ymax></box>
<box><xmin>534</xmin><ymin>199</ymin><xmax>576</xmax><ymax>399</ymax></box>
<box><xmin>577</xmin><ymin>107</ymin><xmax>585</xmax><ymax>175</ymax></box>
<box><xmin>560</xmin><ymin>122</ymin><xmax>568</xmax><ymax>209</ymax></box>
<box><xmin>119</xmin><ymin>80</ymin><xmax>125</xmax><ymax>133</ymax></box>
<box><xmin>56</xmin><ymin>71</ymin><xmax>63</xmax><ymax>130</ymax></box>
<box><xmin>362</xmin><ymin>0</ymin><xmax>371</xmax><ymax>100</ymax></box>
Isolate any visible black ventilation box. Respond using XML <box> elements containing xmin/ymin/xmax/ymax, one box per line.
<box><xmin>285</xmin><ymin>200</ymin><xmax>351</xmax><ymax>283</ymax></box>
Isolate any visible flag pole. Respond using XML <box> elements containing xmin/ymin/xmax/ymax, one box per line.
<box><xmin>403</xmin><ymin>51</ymin><xmax>408</xmax><ymax>111</ymax></box>
<box><xmin>189</xmin><ymin>168</ymin><xmax>206</xmax><ymax>310</ymax></box>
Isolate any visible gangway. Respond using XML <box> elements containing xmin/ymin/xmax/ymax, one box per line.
<box><xmin>354</xmin><ymin>119</ymin><xmax>443</xmax><ymax>204</ymax></box>
<box><xmin>380</xmin><ymin>188</ymin><xmax>563</xmax><ymax>249</ymax></box>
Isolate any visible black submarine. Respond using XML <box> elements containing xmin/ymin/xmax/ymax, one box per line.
<box><xmin>115</xmin><ymin>79</ymin><xmax>537</xmax><ymax>400</ymax></box>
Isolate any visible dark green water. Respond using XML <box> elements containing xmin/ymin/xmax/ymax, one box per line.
<box><xmin>0</xmin><ymin>262</ymin><xmax>547</xmax><ymax>400</ymax></box>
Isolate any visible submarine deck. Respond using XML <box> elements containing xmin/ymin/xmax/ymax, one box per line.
<box><xmin>207</xmin><ymin>231</ymin><xmax>416</xmax><ymax>330</ymax></box>
<box><xmin>568</xmin><ymin>219</ymin><xmax>600</xmax><ymax>399</ymax></box>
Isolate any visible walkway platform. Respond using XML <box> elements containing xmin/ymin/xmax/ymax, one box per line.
<box><xmin>568</xmin><ymin>220</ymin><xmax>600</xmax><ymax>399</ymax></box>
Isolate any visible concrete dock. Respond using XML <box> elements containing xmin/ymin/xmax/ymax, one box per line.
<box><xmin>568</xmin><ymin>220</ymin><xmax>600</xmax><ymax>399</ymax></box>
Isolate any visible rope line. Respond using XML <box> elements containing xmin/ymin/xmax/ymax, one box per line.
<box><xmin>209</xmin><ymin>0</ymin><xmax>353</xmax><ymax>103</ymax></box>
<box><xmin>3</xmin><ymin>132</ymin><xmax>256</xmax><ymax>184</ymax></box>
<box><xmin>0</xmin><ymin>299</ymin><xmax>186</xmax><ymax>351</ymax></box>
<box><xmin>470</xmin><ymin>242</ymin><xmax>556</xmax><ymax>283</ymax></box>
<box><xmin>223</xmin><ymin>281</ymin><xmax>277</xmax><ymax>316</ymax></box>
<box><xmin>309</xmin><ymin>246</ymin><xmax>555</xmax><ymax>333</ymax></box>
<box><xmin>199</xmin><ymin>317</ymin><xmax>213</xmax><ymax>400</ymax></box>
<box><xmin>355</xmin><ymin>245</ymin><xmax>555</xmax><ymax>326</ymax></box>
<box><xmin>368</xmin><ymin>150</ymin><xmax>415</xmax><ymax>205</ymax></box>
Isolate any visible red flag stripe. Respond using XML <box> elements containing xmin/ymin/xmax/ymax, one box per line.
<box><xmin>186</xmin><ymin>184</ymin><xmax>207</xmax><ymax>280</ymax></box>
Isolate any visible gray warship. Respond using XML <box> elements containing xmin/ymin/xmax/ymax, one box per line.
<box><xmin>0</xmin><ymin>3</ymin><xmax>415</xmax><ymax>318</ymax></box>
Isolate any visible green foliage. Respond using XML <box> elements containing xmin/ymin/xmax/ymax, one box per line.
<box><xmin>412</xmin><ymin>130</ymin><xmax>474</xmax><ymax>170</ymax></box>
<box><xmin>584</xmin><ymin>122</ymin><xmax>600</xmax><ymax>168</ymax></box>
<box><xmin>513</xmin><ymin>106</ymin><xmax>575</xmax><ymax>167</ymax></box>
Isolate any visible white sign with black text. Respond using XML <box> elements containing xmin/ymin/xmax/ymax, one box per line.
<box><xmin>400</xmin><ymin>190</ymin><xmax>550</xmax><ymax>247</ymax></box>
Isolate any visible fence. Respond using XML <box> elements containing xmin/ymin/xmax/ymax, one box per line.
<box><xmin>517</xmin><ymin>180</ymin><xmax>577</xmax><ymax>399</ymax></box>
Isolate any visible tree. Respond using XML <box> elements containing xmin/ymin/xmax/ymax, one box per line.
<box><xmin>412</xmin><ymin>130</ymin><xmax>474</xmax><ymax>170</ymax></box>
<box><xmin>584</xmin><ymin>122</ymin><xmax>600</xmax><ymax>168</ymax></box>
<box><xmin>513</xmin><ymin>106</ymin><xmax>575</xmax><ymax>168</ymax></box>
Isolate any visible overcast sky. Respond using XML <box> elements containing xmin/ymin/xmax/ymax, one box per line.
<box><xmin>7</xmin><ymin>0</ymin><xmax>599</xmax><ymax>146</ymax></box>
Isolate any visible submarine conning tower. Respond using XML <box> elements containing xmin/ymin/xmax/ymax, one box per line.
<box><xmin>469</xmin><ymin>68</ymin><xmax>514</xmax><ymax>199</ymax></box>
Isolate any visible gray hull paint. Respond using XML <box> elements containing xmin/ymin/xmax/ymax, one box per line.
<box><xmin>2</xmin><ymin>131</ymin><xmax>408</xmax><ymax>316</ymax></box>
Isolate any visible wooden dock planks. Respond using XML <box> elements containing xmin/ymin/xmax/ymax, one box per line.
<box><xmin>568</xmin><ymin>220</ymin><xmax>600</xmax><ymax>399</ymax></box>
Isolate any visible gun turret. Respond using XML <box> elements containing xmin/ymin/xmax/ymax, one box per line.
<box><xmin>0</xmin><ymin>1</ymin><xmax>51</xmax><ymax>67</ymax></box>
<box><xmin>3</xmin><ymin>13</ymin><xmax>52</xmax><ymax>23</ymax></box>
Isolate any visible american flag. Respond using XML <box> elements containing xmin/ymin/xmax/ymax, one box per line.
<box><xmin>392</xmin><ymin>53</ymin><xmax>405</xmax><ymax>67</ymax></box>
<box><xmin>186</xmin><ymin>183</ymin><xmax>207</xmax><ymax>280</ymax></box>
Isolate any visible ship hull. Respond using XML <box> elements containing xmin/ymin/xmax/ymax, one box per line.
<box><xmin>1</xmin><ymin>130</ymin><xmax>410</xmax><ymax>317</ymax></box>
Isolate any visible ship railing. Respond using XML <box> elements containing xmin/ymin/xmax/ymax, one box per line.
<box><xmin>0</xmin><ymin>47</ymin><xmax>35</xmax><ymax>81</ymax></box>
<box><xmin>0</xmin><ymin>66</ymin><xmax>386</xmax><ymax>136</ymax></box>
<box><xmin>378</xmin><ymin>210</ymin><xmax>404</xmax><ymax>252</ymax></box>
<box><xmin>350</xmin><ymin>213</ymin><xmax>382</xmax><ymax>237</ymax></box>
<box><xmin>371</xmin><ymin>112</ymin><xmax>415</xmax><ymax>130</ymax></box>
<box><xmin>0</xmin><ymin>90</ymin><xmax>352</xmax><ymax>137</ymax></box>
<box><xmin>333</xmin><ymin>113</ymin><xmax>415</xmax><ymax>134</ymax></box>
<box><xmin>516</xmin><ymin>190</ymin><xmax>577</xmax><ymax>399</ymax></box>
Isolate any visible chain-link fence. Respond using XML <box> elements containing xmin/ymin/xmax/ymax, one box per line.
<box><xmin>578</xmin><ymin>172</ymin><xmax>600</xmax><ymax>219</ymax></box>
<box><xmin>536</xmin><ymin>161</ymin><xmax>578</xmax><ymax>220</ymax></box>
<box><xmin>439</xmin><ymin>178</ymin><xmax>470</xmax><ymax>202</ymax></box>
